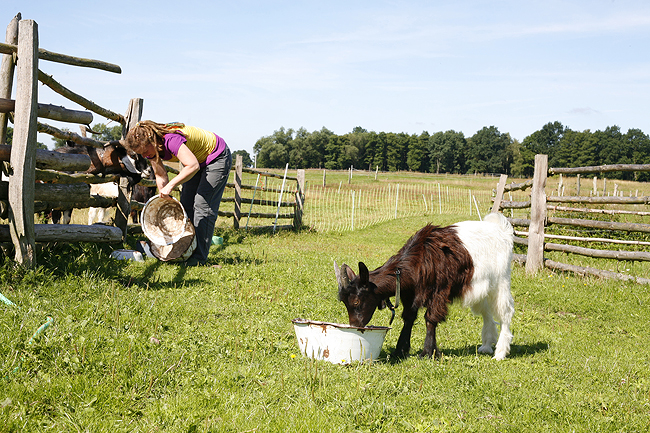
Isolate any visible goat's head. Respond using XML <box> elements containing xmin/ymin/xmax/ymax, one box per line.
<box><xmin>103</xmin><ymin>141</ymin><xmax>152</xmax><ymax>187</ymax></box>
<box><xmin>334</xmin><ymin>261</ymin><xmax>385</xmax><ymax>328</ymax></box>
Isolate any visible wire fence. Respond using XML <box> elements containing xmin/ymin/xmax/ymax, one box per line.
<box><xmin>303</xmin><ymin>183</ymin><xmax>505</xmax><ymax>232</ymax></box>
<box><xmin>217</xmin><ymin>169</ymin><xmax>534</xmax><ymax>233</ymax></box>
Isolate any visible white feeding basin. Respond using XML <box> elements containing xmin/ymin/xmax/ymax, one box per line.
<box><xmin>292</xmin><ymin>319</ymin><xmax>390</xmax><ymax>364</ymax></box>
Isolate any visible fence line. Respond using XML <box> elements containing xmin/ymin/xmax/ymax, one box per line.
<box><xmin>303</xmin><ymin>183</ymin><xmax>500</xmax><ymax>232</ymax></box>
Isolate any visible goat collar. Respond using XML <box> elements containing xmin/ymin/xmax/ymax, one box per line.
<box><xmin>386</xmin><ymin>268</ymin><xmax>401</xmax><ymax>326</ymax></box>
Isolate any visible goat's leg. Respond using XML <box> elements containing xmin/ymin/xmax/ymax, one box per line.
<box><xmin>472</xmin><ymin>298</ymin><xmax>498</xmax><ymax>355</ymax></box>
<box><xmin>420</xmin><ymin>319</ymin><xmax>440</xmax><ymax>359</ymax></box>
<box><xmin>394</xmin><ymin>304</ymin><xmax>417</xmax><ymax>358</ymax></box>
<box><xmin>493</xmin><ymin>282</ymin><xmax>515</xmax><ymax>361</ymax></box>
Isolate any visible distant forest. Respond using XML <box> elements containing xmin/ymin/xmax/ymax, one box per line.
<box><xmin>253</xmin><ymin>121</ymin><xmax>650</xmax><ymax>181</ymax></box>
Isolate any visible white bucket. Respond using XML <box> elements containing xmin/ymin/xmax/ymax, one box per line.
<box><xmin>110</xmin><ymin>249</ymin><xmax>144</xmax><ymax>262</ymax></box>
<box><xmin>141</xmin><ymin>196</ymin><xmax>196</xmax><ymax>262</ymax></box>
<box><xmin>292</xmin><ymin>319</ymin><xmax>390</xmax><ymax>364</ymax></box>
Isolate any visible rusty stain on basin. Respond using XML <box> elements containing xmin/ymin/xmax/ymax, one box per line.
<box><xmin>292</xmin><ymin>318</ymin><xmax>390</xmax><ymax>364</ymax></box>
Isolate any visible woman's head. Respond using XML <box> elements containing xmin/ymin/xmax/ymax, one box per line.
<box><xmin>124</xmin><ymin>121</ymin><xmax>184</xmax><ymax>160</ymax></box>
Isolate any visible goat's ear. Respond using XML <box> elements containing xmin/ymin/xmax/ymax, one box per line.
<box><xmin>358</xmin><ymin>262</ymin><xmax>370</xmax><ymax>285</ymax></box>
<box><xmin>334</xmin><ymin>260</ymin><xmax>352</xmax><ymax>290</ymax></box>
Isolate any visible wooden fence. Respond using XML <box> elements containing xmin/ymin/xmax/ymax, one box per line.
<box><xmin>219</xmin><ymin>156</ymin><xmax>305</xmax><ymax>232</ymax></box>
<box><xmin>0</xmin><ymin>15</ymin><xmax>308</xmax><ymax>268</ymax></box>
<box><xmin>0</xmin><ymin>15</ymin><xmax>150</xmax><ymax>268</ymax></box>
<box><xmin>495</xmin><ymin>154</ymin><xmax>650</xmax><ymax>284</ymax></box>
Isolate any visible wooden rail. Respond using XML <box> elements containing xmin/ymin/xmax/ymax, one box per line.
<box><xmin>494</xmin><ymin>156</ymin><xmax>650</xmax><ymax>284</ymax></box>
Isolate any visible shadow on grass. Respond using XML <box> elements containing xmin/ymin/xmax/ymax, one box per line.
<box><xmin>381</xmin><ymin>341</ymin><xmax>549</xmax><ymax>364</ymax></box>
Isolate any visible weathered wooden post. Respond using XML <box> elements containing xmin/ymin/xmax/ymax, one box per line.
<box><xmin>526</xmin><ymin>154</ymin><xmax>547</xmax><ymax>275</ymax></box>
<box><xmin>576</xmin><ymin>174</ymin><xmax>580</xmax><ymax>196</ymax></box>
<box><xmin>0</xmin><ymin>13</ymin><xmax>20</xmax><ymax>145</ymax></box>
<box><xmin>9</xmin><ymin>19</ymin><xmax>38</xmax><ymax>267</ymax></box>
<box><xmin>294</xmin><ymin>169</ymin><xmax>305</xmax><ymax>229</ymax></box>
<box><xmin>491</xmin><ymin>174</ymin><xmax>508</xmax><ymax>213</ymax></box>
<box><xmin>233</xmin><ymin>154</ymin><xmax>242</xmax><ymax>229</ymax></box>
<box><xmin>113</xmin><ymin>97</ymin><xmax>143</xmax><ymax>238</ymax></box>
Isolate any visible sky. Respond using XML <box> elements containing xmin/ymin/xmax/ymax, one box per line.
<box><xmin>4</xmin><ymin>1</ymin><xmax>650</xmax><ymax>157</ymax></box>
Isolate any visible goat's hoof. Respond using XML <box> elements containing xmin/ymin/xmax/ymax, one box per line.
<box><xmin>393</xmin><ymin>348</ymin><xmax>410</xmax><ymax>359</ymax></box>
<box><xmin>478</xmin><ymin>345</ymin><xmax>494</xmax><ymax>355</ymax></box>
<box><xmin>418</xmin><ymin>349</ymin><xmax>441</xmax><ymax>359</ymax></box>
<box><xmin>493</xmin><ymin>349</ymin><xmax>509</xmax><ymax>360</ymax></box>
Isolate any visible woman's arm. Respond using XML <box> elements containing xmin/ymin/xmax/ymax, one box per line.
<box><xmin>158</xmin><ymin>143</ymin><xmax>200</xmax><ymax>197</ymax></box>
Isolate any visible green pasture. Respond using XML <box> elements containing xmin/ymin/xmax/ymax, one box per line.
<box><xmin>2</xmin><ymin>209</ymin><xmax>650</xmax><ymax>432</ymax></box>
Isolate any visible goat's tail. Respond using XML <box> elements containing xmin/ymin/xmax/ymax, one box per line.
<box><xmin>484</xmin><ymin>212</ymin><xmax>513</xmax><ymax>235</ymax></box>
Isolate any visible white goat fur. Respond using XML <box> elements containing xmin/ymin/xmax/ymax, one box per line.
<box><xmin>453</xmin><ymin>212</ymin><xmax>514</xmax><ymax>360</ymax></box>
<box><xmin>88</xmin><ymin>183</ymin><xmax>119</xmax><ymax>225</ymax></box>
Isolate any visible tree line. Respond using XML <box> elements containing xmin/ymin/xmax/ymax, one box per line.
<box><xmin>253</xmin><ymin>122</ymin><xmax>650</xmax><ymax>181</ymax></box>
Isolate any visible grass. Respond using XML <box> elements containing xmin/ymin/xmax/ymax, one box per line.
<box><xmin>1</xmin><ymin>213</ymin><xmax>650</xmax><ymax>432</ymax></box>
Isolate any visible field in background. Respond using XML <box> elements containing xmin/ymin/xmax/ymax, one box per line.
<box><xmin>219</xmin><ymin>168</ymin><xmax>650</xmax><ymax>233</ymax></box>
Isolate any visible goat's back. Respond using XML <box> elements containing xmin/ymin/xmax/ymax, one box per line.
<box><xmin>452</xmin><ymin>214</ymin><xmax>513</xmax><ymax>305</ymax></box>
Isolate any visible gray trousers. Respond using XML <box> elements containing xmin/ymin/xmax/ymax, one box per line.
<box><xmin>180</xmin><ymin>146</ymin><xmax>232</xmax><ymax>264</ymax></box>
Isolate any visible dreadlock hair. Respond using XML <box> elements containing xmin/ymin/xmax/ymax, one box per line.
<box><xmin>124</xmin><ymin>120</ymin><xmax>186</xmax><ymax>162</ymax></box>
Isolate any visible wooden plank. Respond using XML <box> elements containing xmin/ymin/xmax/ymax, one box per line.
<box><xmin>514</xmin><ymin>230</ymin><xmax>650</xmax><ymax>247</ymax></box>
<box><xmin>242</xmin><ymin>166</ymin><xmax>298</xmax><ymax>181</ymax></box>
<box><xmin>491</xmin><ymin>174</ymin><xmax>508</xmax><ymax>213</ymax></box>
<box><xmin>113</xmin><ymin>176</ymin><xmax>131</xmax><ymax>239</ymax></box>
<box><xmin>549</xmin><ymin>164</ymin><xmax>650</xmax><ymax>175</ymax></box>
<box><xmin>0</xmin><ymin>181</ymin><xmax>90</xmax><ymax>201</ymax></box>
<box><xmin>0</xmin><ymin>144</ymin><xmax>91</xmax><ymax>171</ymax></box>
<box><xmin>295</xmin><ymin>169</ymin><xmax>305</xmax><ymax>228</ymax></box>
<box><xmin>544</xmin><ymin>242</ymin><xmax>650</xmax><ymax>262</ymax></box>
<box><xmin>113</xmin><ymin>98</ymin><xmax>143</xmax><ymax>238</ymax></box>
<box><xmin>0</xmin><ymin>41</ymin><xmax>121</xmax><ymax>74</ymax></box>
<box><xmin>9</xmin><ymin>20</ymin><xmax>38</xmax><ymax>267</ymax></box>
<box><xmin>525</xmin><ymin>154</ymin><xmax>547</xmax><ymax>275</ymax></box>
<box><xmin>0</xmin><ymin>13</ymin><xmax>20</xmax><ymax>144</ymax></box>
<box><xmin>0</xmin><ymin>98</ymin><xmax>93</xmax><ymax>124</ymax></box>
<box><xmin>0</xmin><ymin>223</ymin><xmax>122</xmax><ymax>243</ymax></box>
<box><xmin>548</xmin><ymin>217</ymin><xmax>650</xmax><ymax>234</ymax></box>
<box><xmin>503</xmin><ymin>179</ymin><xmax>532</xmax><ymax>192</ymax></box>
<box><xmin>220</xmin><ymin>196</ymin><xmax>294</xmax><ymax>208</ymax></box>
<box><xmin>224</xmin><ymin>181</ymin><xmax>297</xmax><ymax>194</ymax></box>
<box><xmin>38</xmin><ymin>70</ymin><xmax>125</xmax><ymax>125</ymax></box>
<box><xmin>121</xmin><ymin>97</ymin><xmax>143</xmax><ymax>138</ymax></box>
<box><xmin>544</xmin><ymin>259</ymin><xmax>650</xmax><ymax>285</ymax></box>
<box><xmin>547</xmin><ymin>204</ymin><xmax>650</xmax><ymax>217</ymax></box>
<box><xmin>37</xmin><ymin>121</ymin><xmax>108</xmax><ymax>148</ymax></box>
<box><xmin>547</xmin><ymin>195</ymin><xmax>650</xmax><ymax>205</ymax></box>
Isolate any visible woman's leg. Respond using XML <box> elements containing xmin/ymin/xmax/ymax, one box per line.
<box><xmin>186</xmin><ymin>147</ymin><xmax>232</xmax><ymax>264</ymax></box>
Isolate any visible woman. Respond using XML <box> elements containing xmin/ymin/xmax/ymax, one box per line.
<box><xmin>125</xmin><ymin>121</ymin><xmax>232</xmax><ymax>266</ymax></box>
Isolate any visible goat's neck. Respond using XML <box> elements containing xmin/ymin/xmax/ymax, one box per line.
<box><xmin>369</xmin><ymin>261</ymin><xmax>400</xmax><ymax>297</ymax></box>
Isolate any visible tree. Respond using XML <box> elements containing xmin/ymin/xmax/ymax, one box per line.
<box><xmin>90</xmin><ymin>123</ymin><xmax>122</xmax><ymax>142</ymax></box>
<box><xmin>626</xmin><ymin>128</ymin><xmax>650</xmax><ymax>181</ymax></box>
<box><xmin>466</xmin><ymin>126</ymin><xmax>511</xmax><ymax>174</ymax></box>
<box><xmin>521</xmin><ymin>121</ymin><xmax>566</xmax><ymax>171</ymax></box>
<box><xmin>428</xmin><ymin>130</ymin><xmax>466</xmax><ymax>174</ymax></box>
<box><xmin>253</xmin><ymin>127</ymin><xmax>293</xmax><ymax>168</ymax></box>
<box><xmin>407</xmin><ymin>132</ymin><xmax>428</xmax><ymax>172</ymax></box>
<box><xmin>508</xmin><ymin>138</ymin><xmax>526</xmax><ymax>178</ymax></box>
<box><xmin>231</xmin><ymin>149</ymin><xmax>253</xmax><ymax>167</ymax></box>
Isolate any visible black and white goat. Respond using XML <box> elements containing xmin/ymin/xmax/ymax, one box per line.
<box><xmin>51</xmin><ymin>140</ymin><xmax>151</xmax><ymax>224</ymax></box>
<box><xmin>335</xmin><ymin>212</ymin><xmax>514</xmax><ymax>360</ymax></box>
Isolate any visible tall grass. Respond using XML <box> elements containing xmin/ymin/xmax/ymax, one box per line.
<box><xmin>1</xmin><ymin>214</ymin><xmax>650</xmax><ymax>432</ymax></box>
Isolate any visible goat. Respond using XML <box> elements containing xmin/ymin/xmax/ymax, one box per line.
<box><xmin>129</xmin><ymin>172</ymin><xmax>157</xmax><ymax>224</ymax></box>
<box><xmin>334</xmin><ymin>212</ymin><xmax>514</xmax><ymax>360</ymax></box>
<box><xmin>51</xmin><ymin>140</ymin><xmax>151</xmax><ymax>224</ymax></box>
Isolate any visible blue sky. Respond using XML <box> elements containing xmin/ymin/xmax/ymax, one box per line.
<box><xmin>4</xmin><ymin>1</ymin><xmax>650</xmax><ymax>156</ymax></box>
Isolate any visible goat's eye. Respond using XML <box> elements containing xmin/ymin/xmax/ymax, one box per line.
<box><xmin>350</xmin><ymin>297</ymin><xmax>360</xmax><ymax>307</ymax></box>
